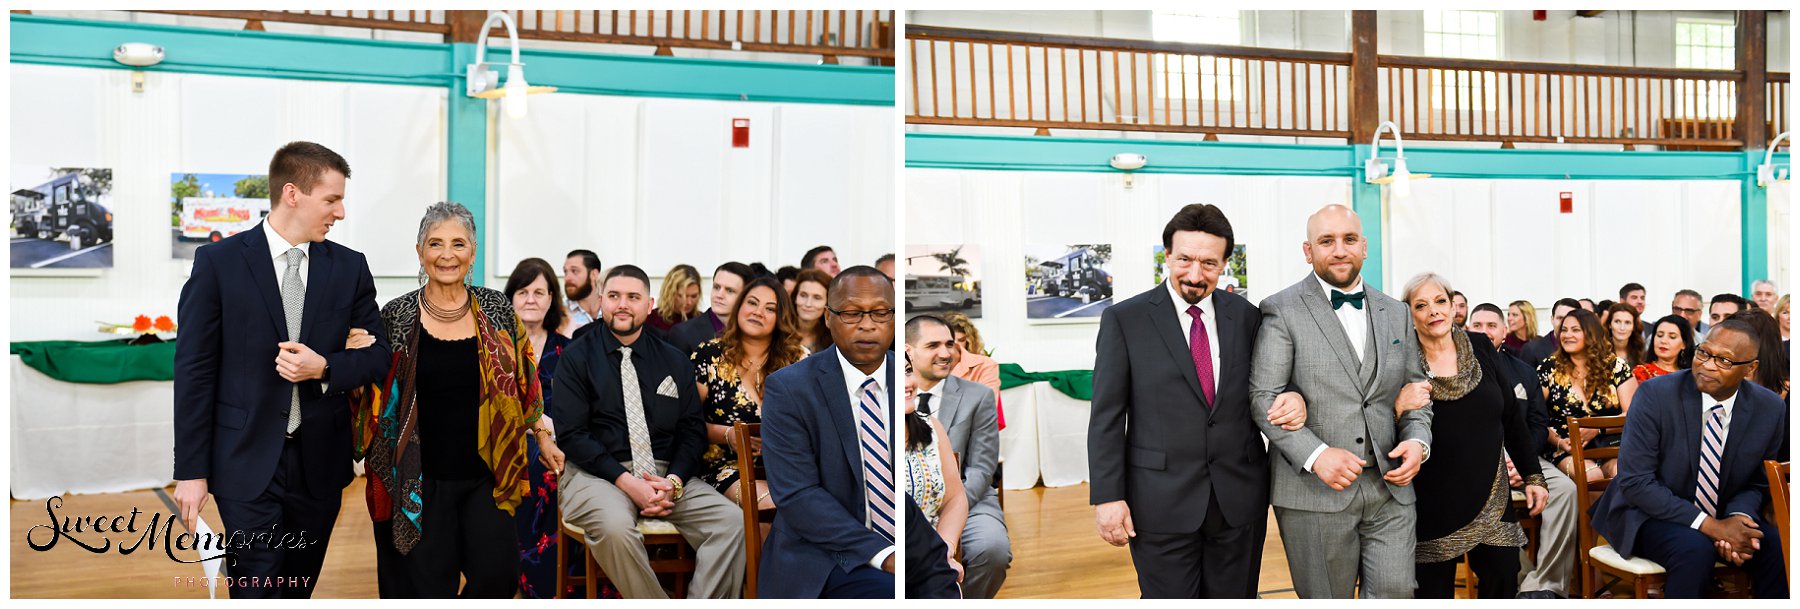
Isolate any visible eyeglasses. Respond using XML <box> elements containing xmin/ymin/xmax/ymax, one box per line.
<box><xmin>1671</xmin><ymin>306</ymin><xmax>1701</xmax><ymax>315</ymax></box>
<box><xmin>828</xmin><ymin>307</ymin><xmax>895</xmax><ymax>324</ymax></box>
<box><xmin>1693</xmin><ymin>346</ymin><xmax>1754</xmax><ymax>369</ymax></box>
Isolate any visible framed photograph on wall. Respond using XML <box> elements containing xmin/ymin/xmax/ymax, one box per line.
<box><xmin>10</xmin><ymin>166</ymin><xmax>113</xmax><ymax>270</ymax></box>
<box><xmin>1023</xmin><ymin>243</ymin><xmax>1114</xmax><ymax>322</ymax></box>
<box><xmin>905</xmin><ymin>243</ymin><xmax>983</xmax><ymax>318</ymax></box>
<box><xmin>170</xmin><ymin>173</ymin><xmax>270</xmax><ymax>259</ymax></box>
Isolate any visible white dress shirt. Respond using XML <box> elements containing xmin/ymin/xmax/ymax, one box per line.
<box><xmin>1689</xmin><ymin>388</ymin><xmax>1740</xmax><ymax>529</ymax></box>
<box><xmin>918</xmin><ymin>375</ymin><xmax>948</xmax><ymax>421</ymax></box>
<box><xmin>836</xmin><ymin>349</ymin><xmax>896</xmax><ymax>569</ymax></box>
<box><xmin>262</xmin><ymin>220</ymin><xmax>309</xmax><ymax>290</ymax></box>
<box><xmin>1316</xmin><ymin>273</ymin><xmax>1369</xmax><ymax>362</ymax></box>
<box><xmin>1167</xmin><ymin>281</ymin><xmax>1223</xmax><ymax>393</ymax></box>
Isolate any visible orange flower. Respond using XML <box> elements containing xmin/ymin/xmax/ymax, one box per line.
<box><xmin>132</xmin><ymin>315</ymin><xmax>153</xmax><ymax>332</ymax></box>
<box><xmin>154</xmin><ymin>316</ymin><xmax>175</xmax><ymax>332</ymax></box>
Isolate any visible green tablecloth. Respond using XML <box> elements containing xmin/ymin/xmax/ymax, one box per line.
<box><xmin>10</xmin><ymin>339</ymin><xmax>176</xmax><ymax>384</ymax></box>
<box><xmin>998</xmin><ymin>363</ymin><xmax>1093</xmax><ymax>401</ymax></box>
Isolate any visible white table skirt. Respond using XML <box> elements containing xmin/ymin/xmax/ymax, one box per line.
<box><xmin>10</xmin><ymin>356</ymin><xmax>175</xmax><ymax>499</ymax></box>
<box><xmin>998</xmin><ymin>381</ymin><xmax>1093</xmax><ymax>489</ymax></box>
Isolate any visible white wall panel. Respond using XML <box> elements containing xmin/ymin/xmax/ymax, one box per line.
<box><xmin>914</xmin><ymin>167</ymin><xmax>1774</xmax><ymax>372</ymax></box>
<box><xmin>493</xmin><ymin>94</ymin><xmax>894</xmax><ymax>291</ymax></box>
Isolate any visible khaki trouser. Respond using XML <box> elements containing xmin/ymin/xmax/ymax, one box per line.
<box><xmin>559</xmin><ymin>461</ymin><xmax>746</xmax><ymax>598</ymax></box>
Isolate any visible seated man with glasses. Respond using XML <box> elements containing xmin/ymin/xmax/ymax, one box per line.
<box><xmin>1589</xmin><ymin>319</ymin><xmax>1788</xmax><ymax>598</ymax></box>
<box><xmin>758</xmin><ymin>266</ymin><xmax>899</xmax><ymax>598</ymax></box>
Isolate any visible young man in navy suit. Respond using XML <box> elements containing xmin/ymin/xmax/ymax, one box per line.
<box><xmin>1590</xmin><ymin>319</ymin><xmax>1788</xmax><ymax>598</ymax></box>
<box><xmin>173</xmin><ymin>142</ymin><xmax>391</xmax><ymax>598</ymax></box>
<box><xmin>758</xmin><ymin>266</ymin><xmax>897</xmax><ymax>598</ymax></box>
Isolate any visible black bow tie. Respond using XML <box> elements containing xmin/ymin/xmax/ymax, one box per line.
<box><xmin>1331</xmin><ymin>290</ymin><xmax>1366</xmax><ymax>310</ymax></box>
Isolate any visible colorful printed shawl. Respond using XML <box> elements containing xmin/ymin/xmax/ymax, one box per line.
<box><xmin>350</xmin><ymin>286</ymin><xmax>543</xmax><ymax>554</ymax></box>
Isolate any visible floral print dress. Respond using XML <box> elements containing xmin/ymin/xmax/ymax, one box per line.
<box><xmin>1536</xmin><ymin>356</ymin><xmax>1632</xmax><ymax>460</ymax></box>
<box><xmin>692</xmin><ymin>339</ymin><xmax>763</xmax><ymax>496</ymax></box>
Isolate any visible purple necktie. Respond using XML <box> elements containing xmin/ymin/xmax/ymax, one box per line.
<box><xmin>1187</xmin><ymin>305</ymin><xmax>1216</xmax><ymax>407</ymax></box>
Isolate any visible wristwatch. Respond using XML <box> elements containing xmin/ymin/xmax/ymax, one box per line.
<box><xmin>666</xmin><ymin>474</ymin><xmax>684</xmax><ymax>500</ymax></box>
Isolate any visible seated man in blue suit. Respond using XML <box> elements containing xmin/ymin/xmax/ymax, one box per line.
<box><xmin>758</xmin><ymin>266</ymin><xmax>897</xmax><ymax>598</ymax></box>
<box><xmin>1590</xmin><ymin>319</ymin><xmax>1789</xmax><ymax>598</ymax></box>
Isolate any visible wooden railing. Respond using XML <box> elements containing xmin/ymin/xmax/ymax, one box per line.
<box><xmin>907</xmin><ymin>26</ymin><xmax>1351</xmax><ymax>138</ymax></box>
<box><xmin>1771</xmin><ymin>73</ymin><xmax>1791</xmax><ymax>146</ymax></box>
<box><xmin>133</xmin><ymin>10</ymin><xmax>895</xmax><ymax>60</ymax></box>
<box><xmin>1378</xmin><ymin>56</ymin><xmax>1743</xmax><ymax>147</ymax></box>
<box><xmin>908</xmin><ymin>13</ymin><xmax>1786</xmax><ymax>150</ymax></box>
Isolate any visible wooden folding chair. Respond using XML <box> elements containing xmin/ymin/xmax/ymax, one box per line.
<box><xmin>1765</xmin><ymin>460</ymin><xmax>1790</xmax><ymax>586</ymax></box>
<box><xmin>555</xmin><ymin>503</ymin><xmax>697</xmax><ymax>598</ymax></box>
<box><xmin>1572</xmin><ymin>415</ymin><xmax>1755</xmax><ymax>598</ymax></box>
<box><xmin>1571</xmin><ymin>415</ymin><xmax>1668</xmax><ymax>598</ymax></box>
<box><xmin>732</xmin><ymin>422</ymin><xmax>777</xmax><ymax>598</ymax></box>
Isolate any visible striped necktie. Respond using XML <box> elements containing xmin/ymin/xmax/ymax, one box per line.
<box><xmin>1695</xmin><ymin>404</ymin><xmax>1726</xmax><ymax>517</ymax></box>
<box><xmin>857</xmin><ymin>377</ymin><xmax>896</xmax><ymax>542</ymax></box>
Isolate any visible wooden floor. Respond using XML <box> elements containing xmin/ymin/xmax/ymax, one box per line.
<box><xmin>12</xmin><ymin>479</ymin><xmax>379</xmax><ymax>598</ymax></box>
<box><xmin>993</xmin><ymin>483</ymin><xmax>1298</xmax><ymax>599</ymax></box>
<box><xmin>993</xmin><ymin>483</ymin><xmax>1535</xmax><ymax>599</ymax></box>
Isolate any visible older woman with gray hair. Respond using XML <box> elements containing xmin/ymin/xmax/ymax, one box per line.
<box><xmin>1396</xmin><ymin>272</ymin><xmax>1549</xmax><ymax>598</ymax></box>
<box><xmin>351</xmin><ymin>201</ymin><xmax>561</xmax><ymax>597</ymax></box>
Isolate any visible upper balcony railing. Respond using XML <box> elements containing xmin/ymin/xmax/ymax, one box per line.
<box><xmin>128</xmin><ymin>10</ymin><xmax>895</xmax><ymax>62</ymax></box>
<box><xmin>908</xmin><ymin>15</ymin><xmax>1787</xmax><ymax>150</ymax></box>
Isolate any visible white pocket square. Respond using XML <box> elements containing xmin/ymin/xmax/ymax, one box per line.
<box><xmin>656</xmin><ymin>376</ymin><xmax>679</xmax><ymax>398</ymax></box>
<box><xmin>1514</xmin><ymin>383</ymin><xmax>1528</xmax><ymax>401</ymax></box>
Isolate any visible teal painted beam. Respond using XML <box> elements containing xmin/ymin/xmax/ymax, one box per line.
<box><xmin>1349</xmin><ymin>144</ymin><xmax>1386</xmax><ymax>293</ymax></box>
<box><xmin>905</xmin><ymin>133</ymin><xmax>1356</xmax><ymax>175</ymax></box>
<box><xmin>906</xmin><ymin>133</ymin><xmax>1758</xmax><ymax>181</ymax></box>
<box><xmin>10</xmin><ymin>15</ymin><xmax>453</xmax><ymax>87</ymax></box>
<box><xmin>448</xmin><ymin>43</ymin><xmax>488</xmax><ymax>287</ymax></box>
<box><xmin>11</xmin><ymin>15</ymin><xmax>892</xmax><ymax>107</ymax></box>
<box><xmin>512</xmin><ymin>47</ymin><xmax>893</xmax><ymax>106</ymax></box>
<box><xmin>1740</xmin><ymin>149</ymin><xmax>1769</xmax><ymax>294</ymax></box>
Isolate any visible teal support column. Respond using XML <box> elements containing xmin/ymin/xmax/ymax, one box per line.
<box><xmin>1349</xmin><ymin>144</ymin><xmax>1385</xmax><ymax>292</ymax></box>
<box><xmin>1739</xmin><ymin>149</ymin><xmax>1769</xmax><ymax>295</ymax></box>
<box><xmin>447</xmin><ymin>43</ymin><xmax>488</xmax><ymax>287</ymax></box>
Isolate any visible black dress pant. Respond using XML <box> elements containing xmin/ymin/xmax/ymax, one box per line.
<box><xmin>1127</xmin><ymin>492</ymin><xmax>1263</xmax><ymax>598</ymax></box>
<box><xmin>1415</xmin><ymin>543</ymin><xmax>1520</xmax><ymax>598</ymax></box>
<box><xmin>375</xmin><ymin>477</ymin><xmax>519</xmax><ymax>598</ymax></box>
<box><xmin>212</xmin><ymin>432</ymin><xmax>342</xmax><ymax>599</ymax></box>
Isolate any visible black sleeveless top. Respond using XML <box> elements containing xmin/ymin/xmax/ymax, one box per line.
<box><xmin>417</xmin><ymin>327</ymin><xmax>488</xmax><ymax>481</ymax></box>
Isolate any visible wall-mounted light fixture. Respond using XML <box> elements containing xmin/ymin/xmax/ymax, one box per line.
<box><xmin>1110</xmin><ymin>153</ymin><xmax>1147</xmax><ymax>188</ymax></box>
<box><xmin>1365</xmin><ymin>120</ymin><xmax>1430</xmax><ymax>199</ymax></box>
<box><xmin>113</xmin><ymin>42</ymin><xmax>164</xmax><ymax>67</ymax></box>
<box><xmin>1757</xmin><ymin>131</ymin><xmax>1790</xmax><ymax>188</ymax></box>
<box><xmin>466</xmin><ymin>11</ymin><xmax>555</xmax><ymax>119</ymax></box>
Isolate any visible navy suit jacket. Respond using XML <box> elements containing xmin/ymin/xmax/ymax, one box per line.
<box><xmin>758</xmin><ymin>346</ymin><xmax>895</xmax><ymax>598</ymax></box>
<box><xmin>173</xmin><ymin>222</ymin><xmax>391</xmax><ymax>501</ymax></box>
<box><xmin>1590</xmin><ymin>371</ymin><xmax>1789</xmax><ymax>557</ymax></box>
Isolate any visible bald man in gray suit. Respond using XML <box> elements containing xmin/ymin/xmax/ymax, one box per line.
<box><xmin>1249</xmin><ymin>205</ymin><xmax>1434</xmax><ymax>598</ymax></box>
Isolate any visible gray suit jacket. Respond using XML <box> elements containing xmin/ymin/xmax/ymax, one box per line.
<box><xmin>932</xmin><ymin>374</ymin><xmax>999</xmax><ymax>507</ymax></box>
<box><xmin>1250</xmin><ymin>273</ymin><xmax>1432</xmax><ymax>512</ymax></box>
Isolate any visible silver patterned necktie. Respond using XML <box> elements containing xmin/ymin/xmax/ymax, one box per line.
<box><xmin>619</xmin><ymin>346</ymin><xmax>657</xmax><ymax>477</ymax></box>
<box><xmin>281</xmin><ymin>248</ymin><xmax>304</xmax><ymax>434</ymax></box>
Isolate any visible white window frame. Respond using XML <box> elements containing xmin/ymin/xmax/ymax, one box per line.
<box><xmin>1423</xmin><ymin>10</ymin><xmax>1502</xmax><ymax>112</ymax></box>
<box><xmin>1674</xmin><ymin>16</ymin><xmax>1736</xmax><ymax>120</ymax></box>
<box><xmin>1152</xmin><ymin>10</ymin><xmax>1249</xmax><ymax>107</ymax></box>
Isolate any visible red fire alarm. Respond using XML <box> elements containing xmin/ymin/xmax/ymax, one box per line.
<box><xmin>732</xmin><ymin>118</ymin><xmax>750</xmax><ymax>148</ymax></box>
<box><xmin>1559</xmin><ymin>191</ymin><xmax>1573</xmax><ymax>214</ymax></box>
<box><xmin>1533</xmin><ymin>10</ymin><xmax>1547</xmax><ymax>21</ymax></box>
